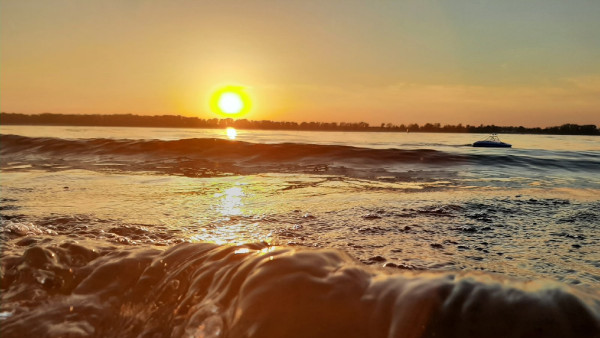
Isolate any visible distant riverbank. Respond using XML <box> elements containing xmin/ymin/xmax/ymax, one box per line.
<box><xmin>1</xmin><ymin>113</ymin><xmax>598</xmax><ymax>135</ymax></box>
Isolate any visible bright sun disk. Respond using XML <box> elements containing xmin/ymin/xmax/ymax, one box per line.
<box><xmin>209</xmin><ymin>85</ymin><xmax>251</xmax><ymax>118</ymax></box>
<box><xmin>218</xmin><ymin>93</ymin><xmax>243</xmax><ymax>114</ymax></box>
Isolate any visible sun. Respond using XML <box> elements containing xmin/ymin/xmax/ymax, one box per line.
<box><xmin>219</xmin><ymin>93</ymin><xmax>243</xmax><ymax>114</ymax></box>
<box><xmin>209</xmin><ymin>85</ymin><xmax>251</xmax><ymax>117</ymax></box>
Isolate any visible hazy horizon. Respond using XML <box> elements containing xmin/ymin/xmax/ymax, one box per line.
<box><xmin>2</xmin><ymin>1</ymin><xmax>599</xmax><ymax>128</ymax></box>
<box><xmin>2</xmin><ymin>112</ymin><xmax>599</xmax><ymax>132</ymax></box>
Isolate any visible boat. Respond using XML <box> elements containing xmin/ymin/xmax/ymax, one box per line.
<box><xmin>472</xmin><ymin>134</ymin><xmax>512</xmax><ymax>148</ymax></box>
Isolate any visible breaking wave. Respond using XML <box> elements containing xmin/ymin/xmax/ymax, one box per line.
<box><xmin>1</xmin><ymin>135</ymin><xmax>599</xmax><ymax>177</ymax></box>
<box><xmin>1</xmin><ymin>242</ymin><xmax>599</xmax><ymax>337</ymax></box>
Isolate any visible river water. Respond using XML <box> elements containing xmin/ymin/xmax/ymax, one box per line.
<box><xmin>1</xmin><ymin>125</ymin><xmax>599</xmax><ymax>337</ymax></box>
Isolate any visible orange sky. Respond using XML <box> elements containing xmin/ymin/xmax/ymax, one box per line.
<box><xmin>1</xmin><ymin>1</ymin><xmax>599</xmax><ymax>127</ymax></box>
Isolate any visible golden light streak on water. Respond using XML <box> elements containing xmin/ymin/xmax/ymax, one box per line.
<box><xmin>226</xmin><ymin>127</ymin><xmax>237</xmax><ymax>140</ymax></box>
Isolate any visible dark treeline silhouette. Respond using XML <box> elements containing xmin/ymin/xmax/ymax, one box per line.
<box><xmin>1</xmin><ymin>113</ymin><xmax>598</xmax><ymax>135</ymax></box>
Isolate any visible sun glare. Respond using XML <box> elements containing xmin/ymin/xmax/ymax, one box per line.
<box><xmin>226</xmin><ymin>127</ymin><xmax>237</xmax><ymax>140</ymax></box>
<box><xmin>219</xmin><ymin>93</ymin><xmax>243</xmax><ymax>114</ymax></box>
<box><xmin>210</xmin><ymin>85</ymin><xmax>251</xmax><ymax>118</ymax></box>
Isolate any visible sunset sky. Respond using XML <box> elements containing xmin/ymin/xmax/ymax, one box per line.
<box><xmin>1</xmin><ymin>1</ymin><xmax>599</xmax><ymax>127</ymax></box>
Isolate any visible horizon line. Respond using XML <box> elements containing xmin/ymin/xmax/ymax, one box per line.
<box><xmin>1</xmin><ymin>112</ymin><xmax>598</xmax><ymax>131</ymax></box>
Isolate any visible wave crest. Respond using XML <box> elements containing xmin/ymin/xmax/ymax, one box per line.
<box><xmin>3</xmin><ymin>134</ymin><xmax>599</xmax><ymax>179</ymax></box>
<box><xmin>1</xmin><ymin>242</ymin><xmax>598</xmax><ymax>337</ymax></box>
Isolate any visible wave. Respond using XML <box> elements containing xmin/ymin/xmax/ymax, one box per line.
<box><xmin>1</xmin><ymin>241</ymin><xmax>598</xmax><ymax>337</ymax></box>
<box><xmin>1</xmin><ymin>135</ymin><xmax>599</xmax><ymax>177</ymax></box>
<box><xmin>0</xmin><ymin>134</ymin><xmax>464</xmax><ymax>162</ymax></box>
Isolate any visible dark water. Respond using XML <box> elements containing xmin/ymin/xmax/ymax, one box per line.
<box><xmin>1</xmin><ymin>128</ymin><xmax>599</xmax><ymax>337</ymax></box>
<box><xmin>2</xmin><ymin>134</ymin><xmax>599</xmax><ymax>184</ymax></box>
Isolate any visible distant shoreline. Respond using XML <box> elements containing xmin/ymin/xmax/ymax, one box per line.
<box><xmin>1</xmin><ymin>113</ymin><xmax>598</xmax><ymax>136</ymax></box>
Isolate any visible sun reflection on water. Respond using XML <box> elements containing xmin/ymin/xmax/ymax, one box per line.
<box><xmin>234</xmin><ymin>246</ymin><xmax>278</xmax><ymax>256</ymax></box>
<box><xmin>188</xmin><ymin>183</ymin><xmax>273</xmax><ymax>244</ymax></box>
<box><xmin>214</xmin><ymin>186</ymin><xmax>244</xmax><ymax>216</ymax></box>
<box><xmin>189</xmin><ymin>222</ymin><xmax>272</xmax><ymax>245</ymax></box>
<box><xmin>234</xmin><ymin>247</ymin><xmax>251</xmax><ymax>255</ymax></box>
<box><xmin>226</xmin><ymin>127</ymin><xmax>237</xmax><ymax>140</ymax></box>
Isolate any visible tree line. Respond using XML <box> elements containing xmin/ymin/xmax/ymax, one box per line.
<box><xmin>1</xmin><ymin>113</ymin><xmax>598</xmax><ymax>135</ymax></box>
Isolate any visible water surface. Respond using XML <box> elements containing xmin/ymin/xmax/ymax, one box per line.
<box><xmin>1</xmin><ymin>126</ymin><xmax>599</xmax><ymax>337</ymax></box>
